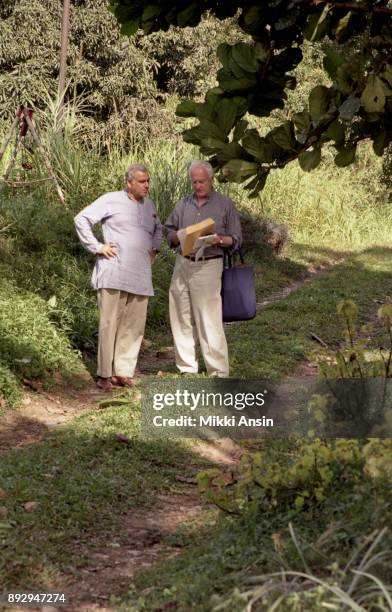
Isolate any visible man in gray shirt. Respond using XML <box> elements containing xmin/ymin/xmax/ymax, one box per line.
<box><xmin>165</xmin><ymin>160</ymin><xmax>242</xmax><ymax>377</ymax></box>
<box><xmin>74</xmin><ymin>164</ymin><xmax>162</xmax><ymax>390</ymax></box>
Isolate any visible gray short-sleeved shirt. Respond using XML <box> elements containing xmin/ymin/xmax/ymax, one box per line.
<box><xmin>165</xmin><ymin>190</ymin><xmax>242</xmax><ymax>257</ymax></box>
<box><xmin>74</xmin><ymin>190</ymin><xmax>162</xmax><ymax>296</ymax></box>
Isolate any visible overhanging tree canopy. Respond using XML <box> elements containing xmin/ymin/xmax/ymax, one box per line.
<box><xmin>110</xmin><ymin>0</ymin><xmax>392</xmax><ymax>196</ymax></box>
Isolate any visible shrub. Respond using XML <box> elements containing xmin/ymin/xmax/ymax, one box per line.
<box><xmin>0</xmin><ymin>362</ymin><xmax>22</xmax><ymax>409</ymax></box>
<box><xmin>0</xmin><ymin>278</ymin><xmax>84</xmax><ymax>383</ymax></box>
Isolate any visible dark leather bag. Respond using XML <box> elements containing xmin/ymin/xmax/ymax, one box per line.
<box><xmin>221</xmin><ymin>247</ymin><xmax>257</xmax><ymax>322</ymax></box>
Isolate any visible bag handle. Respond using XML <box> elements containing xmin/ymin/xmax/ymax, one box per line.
<box><xmin>223</xmin><ymin>246</ymin><xmax>245</xmax><ymax>269</ymax></box>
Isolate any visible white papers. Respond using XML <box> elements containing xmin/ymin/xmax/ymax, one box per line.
<box><xmin>193</xmin><ymin>234</ymin><xmax>217</xmax><ymax>261</ymax></box>
<box><xmin>177</xmin><ymin>230</ymin><xmax>217</xmax><ymax>261</ymax></box>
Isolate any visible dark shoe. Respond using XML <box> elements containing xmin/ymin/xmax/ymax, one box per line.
<box><xmin>111</xmin><ymin>376</ymin><xmax>135</xmax><ymax>388</ymax></box>
<box><xmin>96</xmin><ymin>376</ymin><xmax>113</xmax><ymax>391</ymax></box>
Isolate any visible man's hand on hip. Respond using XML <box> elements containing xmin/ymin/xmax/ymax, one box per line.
<box><xmin>150</xmin><ymin>250</ymin><xmax>157</xmax><ymax>264</ymax></box>
<box><xmin>99</xmin><ymin>243</ymin><xmax>117</xmax><ymax>259</ymax></box>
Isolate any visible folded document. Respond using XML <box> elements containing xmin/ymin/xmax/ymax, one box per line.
<box><xmin>177</xmin><ymin>217</ymin><xmax>216</xmax><ymax>256</ymax></box>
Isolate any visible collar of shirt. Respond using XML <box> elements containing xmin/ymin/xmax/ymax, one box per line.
<box><xmin>191</xmin><ymin>190</ymin><xmax>215</xmax><ymax>208</ymax></box>
<box><xmin>124</xmin><ymin>189</ymin><xmax>144</xmax><ymax>205</ymax></box>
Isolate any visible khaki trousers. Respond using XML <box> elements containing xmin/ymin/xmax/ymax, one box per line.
<box><xmin>169</xmin><ymin>255</ymin><xmax>229</xmax><ymax>377</ymax></box>
<box><xmin>97</xmin><ymin>289</ymin><xmax>148</xmax><ymax>378</ymax></box>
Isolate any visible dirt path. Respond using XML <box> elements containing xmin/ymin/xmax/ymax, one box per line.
<box><xmin>0</xmin><ymin>346</ymin><xmax>175</xmax><ymax>455</ymax></box>
<box><xmin>62</xmin><ymin>488</ymin><xmax>208</xmax><ymax>611</ymax></box>
<box><xmin>0</xmin><ymin>261</ymin><xmax>344</xmax><ymax>611</ymax></box>
<box><xmin>256</xmin><ymin>260</ymin><xmax>344</xmax><ymax>309</ymax></box>
<box><xmin>60</xmin><ymin>437</ymin><xmax>241</xmax><ymax>611</ymax></box>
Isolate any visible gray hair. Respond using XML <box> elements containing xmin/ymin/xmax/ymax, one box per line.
<box><xmin>188</xmin><ymin>160</ymin><xmax>214</xmax><ymax>179</ymax></box>
<box><xmin>125</xmin><ymin>164</ymin><xmax>149</xmax><ymax>185</ymax></box>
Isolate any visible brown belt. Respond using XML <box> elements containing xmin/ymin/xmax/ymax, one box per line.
<box><xmin>183</xmin><ymin>254</ymin><xmax>223</xmax><ymax>262</ymax></box>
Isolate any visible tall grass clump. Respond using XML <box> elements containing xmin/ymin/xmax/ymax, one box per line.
<box><xmin>213</xmin><ymin>528</ymin><xmax>392</xmax><ymax>612</ymax></box>
<box><xmin>245</xmin><ymin>143</ymin><xmax>391</xmax><ymax>250</ymax></box>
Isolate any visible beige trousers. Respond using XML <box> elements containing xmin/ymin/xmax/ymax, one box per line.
<box><xmin>169</xmin><ymin>255</ymin><xmax>229</xmax><ymax>377</ymax></box>
<box><xmin>97</xmin><ymin>289</ymin><xmax>148</xmax><ymax>378</ymax></box>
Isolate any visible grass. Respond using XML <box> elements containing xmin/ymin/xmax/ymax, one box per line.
<box><xmin>0</xmin><ymin>391</ymin><xmax>210</xmax><ymax>590</ymax></box>
<box><xmin>117</xmin><ymin>451</ymin><xmax>392</xmax><ymax>611</ymax></box>
<box><xmin>228</xmin><ymin>246</ymin><xmax>392</xmax><ymax>378</ymax></box>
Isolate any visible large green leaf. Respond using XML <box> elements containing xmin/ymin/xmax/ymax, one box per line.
<box><xmin>304</xmin><ymin>5</ymin><xmax>331</xmax><ymax>42</ymax></box>
<box><xmin>242</xmin><ymin>130</ymin><xmax>275</xmax><ymax>162</ymax></box>
<box><xmin>195</xmin><ymin>103</ymin><xmax>215</xmax><ymax>121</ymax></box>
<box><xmin>233</xmin><ymin>120</ymin><xmax>249</xmax><ymax>142</ymax></box>
<box><xmin>242</xmin><ymin>5</ymin><xmax>264</xmax><ymax>30</ymax></box>
<box><xmin>217</xmin><ymin>44</ymin><xmax>231</xmax><ymax>69</ymax></box>
<box><xmin>335</xmin><ymin>11</ymin><xmax>353</xmax><ymax>43</ymax></box>
<box><xmin>205</xmin><ymin>88</ymin><xmax>224</xmax><ymax>107</ymax></box>
<box><xmin>361</xmin><ymin>75</ymin><xmax>386</xmax><ymax>113</ymax></box>
<box><xmin>142</xmin><ymin>5</ymin><xmax>162</xmax><ymax>22</ymax></box>
<box><xmin>298</xmin><ymin>147</ymin><xmax>321</xmax><ymax>172</ymax></box>
<box><xmin>309</xmin><ymin>85</ymin><xmax>330</xmax><ymax>121</ymax></box>
<box><xmin>228</xmin><ymin>55</ymin><xmax>253</xmax><ymax>79</ymax></box>
<box><xmin>232</xmin><ymin>43</ymin><xmax>259</xmax><ymax>73</ymax></box>
<box><xmin>120</xmin><ymin>20</ymin><xmax>139</xmax><ymax>36</ymax></box>
<box><xmin>231</xmin><ymin>96</ymin><xmax>249</xmax><ymax>119</ymax></box>
<box><xmin>324</xmin><ymin>119</ymin><xmax>345</xmax><ymax>145</ymax></box>
<box><xmin>293</xmin><ymin>111</ymin><xmax>311</xmax><ymax>144</ymax></box>
<box><xmin>218</xmin><ymin>70</ymin><xmax>258</xmax><ymax>92</ymax></box>
<box><xmin>183</xmin><ymin>119</ymin><xmax>227</xmax><ymax>145</ymax></box>
<box><xmin>216</xmin><ymin>142</ymin><xmax>248</xmax><ymax>163</ymax></box>
<box><xmin>215</xmin><ymin>99</ymin><xmax>238</xmax><ymax>134</ymax></box>
<box><xmin>270</xmin><ymin>121</ymin><xmax>296</xmax><ymax>151</ymax></box>
<box><xmin>335</xmin><ymin>144</ymin><xmax>357</xmax><ymax>167</ymax></box>
<box><xmin>200</xmin><ymin>138</ymin><xmax>225</xmax><ymax>154</ymax></box>
<box><xmin>336</xmin><ymin>64</ymin><xmax>356</xmax><ymax>95</ymax></box>
<box><xmin>221</xmin><ymin>159</ymin><xmax>260</xmax><ymax>182</ymax></box>
<box><xmin>245</xmin><ymin>170</ymin><xmax>270</xmax><ymax>197</ymax></box>
<box><xmin>323</xmin><ymin>48</ymin><xmax>345</xmax><ymax>80</ymax></box>
<box><xmin>372</xmin><ymin>130</ymin><xmax>387</xmax><ymax>157</ymax></box>
<box><xmin>176</xmin><ymin>100</ymin><xmax>198</xmax><ymax>118</ymax></box>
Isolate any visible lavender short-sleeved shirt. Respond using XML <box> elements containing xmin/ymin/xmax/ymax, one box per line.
<box><xmin>74</xmin><ymin>190</ymin><xmax>162</xmax><ymax>297</ymax></box>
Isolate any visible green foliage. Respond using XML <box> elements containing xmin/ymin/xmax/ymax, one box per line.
<box><xmin>198</xmin><ymin>440</ymin><xmax>364</xmax><ymax>514</ymax></box>
<box><xmin>112</xmin><ymin>0</ymin><xmax>392</xmax><ymax>193</ymax></box>
<box><xmin>121</xmin><ymin>436</ymin><xmax>392</xmax><ymax>610</ymax></box>
<box><xmin>0</xmin><ymin>277</ymin><xmax>84</xmax><ymax>383</ymax></box>
<box><xmin>0</xmin><ymin>362</ymin><xmax>22</xmax><ymax>410</ymax></box>
<box><xmin>0</xmin><ymin>0</ymin><xmax>158</xmax><ymax>143</ymax></box>
<box><xmin>0</xmin><ymin>1</ymin><xmax>243</xmax><ymax>146</ymax></box>
<box><xmin>317</xmin><ymin>299</ymin><xmax>392</xmax><ymax>380</ymax></box>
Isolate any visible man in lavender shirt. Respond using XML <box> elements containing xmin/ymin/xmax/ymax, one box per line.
<box><xmin>74</xmin><ymin>164</ymin><xmax>162</xmax><ymax>390</ymax></box>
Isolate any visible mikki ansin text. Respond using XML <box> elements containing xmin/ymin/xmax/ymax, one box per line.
<box><xmin>152</xmin><ymin>414</ymin><xmax>274</xmax><ymax>428</ymax></box>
